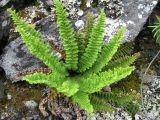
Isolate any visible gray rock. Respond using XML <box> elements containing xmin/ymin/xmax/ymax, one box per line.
<box><xmin>40</xmin><ymin>0</ymin><xmax>53</xmax><ymax>7</ymax></box>
<box><xmin>103</xmin><ymin>0</ymin><xmax>159</xmax><ymax>42</ymax></box>
<box><xmin>0</xmin><ymin>37</ymin><xmax>46</xmax><ymax>80</ymax></box>
<box><xmin>75</xmin><ymin>20</ymin><xmax>85</xmax><ymax>29</ymax></box>
<box><xmin>77</xmin><ymin>10</ymin><xmax>84</xmax><ymax>16</ymax></box>
<box><xmin>0</xmin><ymin>79</ymin><xmax>4</xmax><ymax>99</ymax></box>
<box><xmin>0</xmin><ymin>0</ymin><xmax>10</xmax><ymax>7</ymax></box>
<box><xmin>41</xmin><ymin>0</ymin><xmax>159</xmax><ymax>43</ymax></box>
<box><xmin>7</xmin><ymin>93</ymin><xmax>12</xmax><ymax>100</ymax></box>
<box><xmin>24</xmin><ymin>100</ymin><xmax>38</xmax><ymax>109</ymax></box>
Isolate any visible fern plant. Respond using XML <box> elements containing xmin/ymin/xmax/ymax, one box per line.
<box><xmin>149</xmin><ymin>16</ymin><xmax>160</xmax><ymax>45</ymax></box>
<box><xmin>8</xmin><ymin>0</ymin><xmax>139</xmax><ymax>113</ymax></box>
<box><xmin>90</xmin><ymin>91</ymin><xmax>133</xmax><ymax>112</ymax></box>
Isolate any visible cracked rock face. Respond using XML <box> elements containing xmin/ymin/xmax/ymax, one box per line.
<box><xmin>0</xmin><ymin>0</ymin><xmax>159</xmax><ymax>80</ymax></box>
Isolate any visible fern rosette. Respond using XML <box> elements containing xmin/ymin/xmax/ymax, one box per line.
<box><xmin>9</xmin><ymin>0</ymin><xmax>139</xmax><ymax>114</ymax></box>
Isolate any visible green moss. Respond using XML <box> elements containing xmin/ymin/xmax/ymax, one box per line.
<box><xmin>113</xmin><ymin>72</ymin><xmax>141</xmax><ymax>92</ymax></box>
<box><xmin>0</xmin><ymin>79</ymin><xmax>43</xmax><ymax>114</ymax></box>
<box><xmin>80</xmin><ymin>0</ymin><xmax>87</xmax><ymax>10</ymax></box>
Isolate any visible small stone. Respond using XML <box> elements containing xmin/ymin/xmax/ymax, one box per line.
<box><xmin>2</xmin><ymin>20</ymin><xmax>8</xmax><ymax>28</ymax></box>
<box><xmin>127</xmin><ymin>20</ymin><xmax>135</xmax><ymax>25</ymax></box>
<box><xmin>75</xmin><ymin>20</ymin><xmax>84</xmax><ymax>29</ymax></box>
<box><xmin>138</xmin><ymin>14</ymin><xmax>143</xmax><ymax>19</ymax></box>
<box><xmin>24</xmin><ymin>100</ymin><xmax>38</xmax><ymax>109</ymax></box>
<box><xmin>7</xmin><ymin>94</ymin><xmax>12</xmax><ymax>100</ymax></box>
<box><xmin>152</xmin><ymin>1</ymin><xmax>157</xmax><ymax>5</ymax></box>
<box><xmin>102</xmin><ymin>86</ymin><xmax>111</xmax><ymax>92</ymax></box>
<box><xmin>77</xmin><ymin>10</ymin><xmax>83</xmax><ymax>16</ymax></box>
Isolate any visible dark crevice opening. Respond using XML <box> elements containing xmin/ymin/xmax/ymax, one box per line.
<box><xmin>0</xmin><ymin>36</ymin><xmax>9</xmax><ymax>55</ymax></box>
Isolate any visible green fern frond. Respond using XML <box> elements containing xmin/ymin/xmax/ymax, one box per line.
<box><xmin>24</xmin><ymin>73</ymin><xmax>78</xmax><ymax>96</ymax></box>
<box><xmin>86</xmin><ymin>26</ymin><xmax>126</xmax><ymax>74</ymax></box>
<box><xmin>90</xmin><ymin>94</ymin><xmax>115</xmax><ymax>112</ymax></box>
<box><xmin>112</xmin><ymin>42</ymin><xmax>133</xmax><ymax>60</ymax></box>
<box><xmin>75</xmin><ymin>32</ymin><xmax>86</xmax><ymax>58</ymax></box>
<box><xmin>8</xmin><ymin>9</ymin><xmax>67</xmax><ymax>76</ymax></box>
<box><xmin>149</xmin><ymin>16</ymin><xmax>160</xmax><ymax>45</ymax></box>
<box><xmin>57</xmin><ymin>80</ymin><xmax>79</xmax><ymax>96</ymax></box>
<box><xmin>83</xmin><ymin>12</ymin><xmax>94</xmax><ymax>46</ymax></box>
<box><xmin>72</xmin><ymin>91</ymin><xmax>93</xmax><ymax>113</ymax></box>
<box><xmin>78</xmin><ymin>66</ymin><xmax>135</xmax><ymax>93</ymax></box>
<box><xmin>92</xmin><ymin>103</ymin><xmax>115</xmax><ymax>113</ymax></box>
<box><xmin>104</xmin><ymin>53</ymin><xmax>140</xmax><ymax>71</ymax></box>
<box><xmin>119</xmin><ymin>102</ymin><xmax>140</xmax><ymax>118</ymax></box>
<box><xmin>155</xmin><ymin>15</ymin><xmax>160</xmax><ymax>22</ymax></box>
<box><xmin>93</xmin><ymin>92</ymin><xmax>133</xmax><ymax>104</ymax></box>
<box><xmin>75</xmin><ymin>12</ymin><xmax>94</xmax><ymax>58</ymax></box>
<box><xmin>78</xmin><ymin>10</ymin><xmax>106</xmax><ymax>72</ymax></box>
<box><xmin>54</xmin><ymin>0</ymin><xmax>78</xmax><ymax>70</ymax></box>
<box><xmin>23</xmin><ymin>72</ymin><xmax>64</xmax><ymax>88</ymax></box>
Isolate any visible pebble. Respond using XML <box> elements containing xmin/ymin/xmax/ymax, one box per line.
<box><xmin>75</xmin><ymin>20</ymin><xmax>84</xmax><ymax>29</ymax></box>
<box><xmin>152</xmin><ymin>1</ymin><xmax>157</xmax><ymax>5</ymax></box>
<box><xmin>7</xmin><ymin>94</ymin><xmax>12</xmax><ymax>100</ymax></box>
<box><xmin>138</xmin><ymin>14</ymin><xmax>143</xmax><ymax>19</ymax></box>
<box><xmin>24</xmin><ymin>100</ymin><xmax>38</xmax><ymax>109</ymax></box>
<box><xmin>77</xmin><ymin>10</ymin><xmax>84</xmax><ymax>16</ymax></box>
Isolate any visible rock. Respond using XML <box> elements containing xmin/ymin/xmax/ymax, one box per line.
<box><xmin>60</xmin><ymin>0</ymin><xmax>159</xmax><ymax>42</ymax></box>
<box><xmin>18</xmin><ymin>1</ymin><xmax>49</xmax><ymax>23</ymax></box>
<box><xmin>103</xmin><ymin>0</ymin><xmax>159</xmax><ymax>42</ymax></box>
<box><xmin>75</xmin><ymin>20</ymin><xmax>85</xmax><ymax>29</ymax></box>
<box><xmin>7</xmin><ymin>93</ymin><xmax>12</xmax><ymax>100</ymax></box>
<box><xmin>0</xmin><ymin>80</ymin><xmax>4</xmax><ymax>99</ymax></box>
<box><xmin>24</xmin><ymin>100</ymin><xmax>38</xmax><ymax>109</ymax></box>
<box><xmin>43</xmin><ymin>0</ymin><xmax>159</xmax><ymax>43</ymax></box>
<box><xmin>77</xmin><ymin>10</ymin><xmax>84</xmax><ymax>16</ymax></box>
<box><xmin>0</xmin><ymin>0</ymin><xmax>10</xmax><ymax>7</ymax></box>
<box><xmin>0</xmin><ymin>37</ymin><xmax>46</xmax><ymax>80</ymax></box>
<box><xmin>40</xmin><ymin>0</ymin><xmax>53</xmax><ymax>7</ymax></box>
